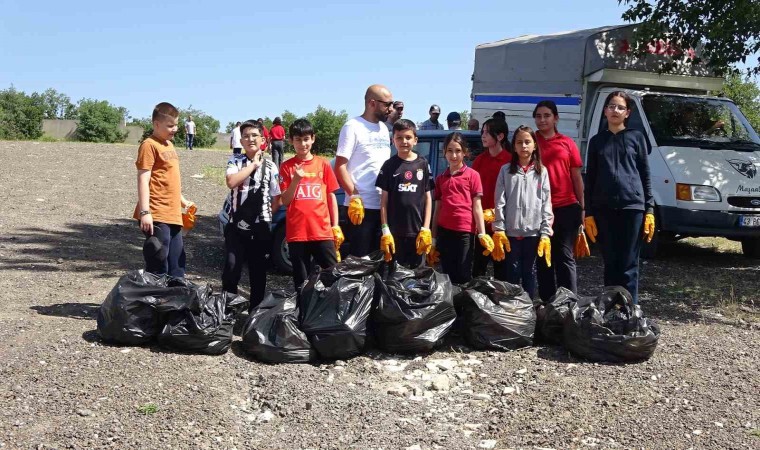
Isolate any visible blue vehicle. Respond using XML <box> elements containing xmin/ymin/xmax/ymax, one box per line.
<box><xmin>219</xmin><ymin>130</ymin><xmax>486</xmax><ymax>273</ymax></box>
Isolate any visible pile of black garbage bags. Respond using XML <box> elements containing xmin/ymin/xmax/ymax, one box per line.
<box><xmin>97</xmin><ymin>254</ymin><xmax>659</xmax><ymax>363</ymax></box>
<box><xmin>97</xmin><ymin>270</ymin><xmax>248</xmax><ymax>355</ymax></box>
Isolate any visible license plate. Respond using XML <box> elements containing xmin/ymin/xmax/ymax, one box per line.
<box><xmin>739</xmin><ymin>215</ymin><xmax>760</xmax><ymax>227</ymax></box>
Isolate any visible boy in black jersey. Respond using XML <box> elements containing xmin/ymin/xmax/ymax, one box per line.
<box><xmin>376</xmin><ymin>119</ymin><xmax>434</xmax><ymax>267</ymax></box>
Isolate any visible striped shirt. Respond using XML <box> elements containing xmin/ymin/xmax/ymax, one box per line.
<box><xmin>226</xmin><ymin>155</ymin><xmax>281</xmax><ymax>223</ymax></box>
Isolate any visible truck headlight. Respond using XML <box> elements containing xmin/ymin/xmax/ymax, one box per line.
<box><xmin>676</xmin><ymin>184</ymin><xmax>721</xmax><ymax>202</ymax></box>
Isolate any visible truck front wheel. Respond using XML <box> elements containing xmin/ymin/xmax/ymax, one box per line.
<box><xmin>271</xmin><ymin>225</ymin><xmax>293</xmax><ymax>274</ymax></box>
<box><xmin>741</xmin><ymin>238</ymin><xmax>760</xmax><ymax>258</ymax></box>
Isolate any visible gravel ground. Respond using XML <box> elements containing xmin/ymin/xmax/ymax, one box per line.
<box><xmin>0</xmin><ymin>141</ymin><xmax>758</xmax><ymax>450</ymax></box>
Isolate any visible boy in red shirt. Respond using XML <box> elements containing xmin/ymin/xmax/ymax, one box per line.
<box><xmin>279</xmin><ymin>118</ymin><xmax>344</xmax><ymax>290</ymax></box>
<box><xmin>471</xmin><ymin>118</ymin><xmax>511</xmax><ymax>280</ymax></box>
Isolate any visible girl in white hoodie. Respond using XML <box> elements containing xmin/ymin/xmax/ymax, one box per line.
<box><xmin>491</xmin><ymin>125</ymin><xmax>554</xmax><ymax>298</ymax></box>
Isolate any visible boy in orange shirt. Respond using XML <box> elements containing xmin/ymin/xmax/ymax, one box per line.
<box><xmin>134</xmin><ymin>102</ymin><xmax>194</xmax><ymax>278</ymax></box>
<box><xmin>279</xmin><ymin>118</ymin><xmax>343</xmax><ymax>290</ymax></box>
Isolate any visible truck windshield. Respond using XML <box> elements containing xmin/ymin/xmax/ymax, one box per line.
<box><xmin>642</xmin><ymin>95</ymin><xmax>760</xmax><ymax>150</ymax></box>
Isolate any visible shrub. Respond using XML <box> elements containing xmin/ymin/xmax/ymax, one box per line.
<box><xmin>0</xmin><ymin>87</ymin><xmax>44</xmax><ymax>140</ymax></box>
<box><xmin>75</xmin><ymin>99</ymin><xmax>128</xmax><ymax>143</ymax></box>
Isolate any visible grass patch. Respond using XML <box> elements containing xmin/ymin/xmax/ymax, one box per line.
<box><xmin>202</xmin><ymin>165</ymin><xmax>227</xmax><ymax>187</ymax></box>
<box><xmin>37</xmin><ymin>134</ymin><xmax>59</xmax><ymax>142</ymax></box>
<box><xmin>750</xmin><ymin>428</ymin><xmax>760</xmax><ymax>438</ymax></box>
<box><xmin>137</xmin><ymin>403</ymin><xmax>158</xmax><ymax>415</ymax></box>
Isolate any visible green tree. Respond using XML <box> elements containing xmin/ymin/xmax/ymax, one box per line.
<box><xmin>460</xmin><ymin>110</ymin><xmax>470</xmax><ymax>129</ymax></box>
<box><xmin>721</xmin><ymin>74</ymin><xmax>760</xmax><ymax>132</ymax></box>
<box><xmin>280</xmin><ymin>109</ymin><xmax>299</xmax><ymax>153</ymax></box>
<box><xmin>305</xmin><ymin>105</ymin><xmax>348</xmax><ymax>156</ymax></box>
<box><xmin>75</xmin><ymin>99</ymin><xmax>127</xmax><ymax>143</ymax></box>
<box><xmin>225</xmin><ymin>121</ymin><xmax>236</xmax><ymax>133</ymax></box>
<box><xmin>0</xmin><ymin>86</ymin><xmax>44</xmax><ymax>140</ymax></box>
<box><xmin>619</xmin><ymin>0</ymin><xmax>760</xmax><ymax>76</ymax></box>
<box><xmin>34</xmin><ymin>88</ymin><xmax>77</xmax><ymax>119</ymax></box>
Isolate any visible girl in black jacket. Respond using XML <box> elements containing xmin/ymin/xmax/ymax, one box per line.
<box><xmin>584</xmin><ymin>91</ymin><xmax>655</xmax><ymax>304</ymax></box>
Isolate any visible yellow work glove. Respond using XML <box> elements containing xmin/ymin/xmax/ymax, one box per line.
<box><xmin>182</xmin><ymin>203</ymin><xmax>197</xmax><ymax>232</ymax></box>
<box><xmin>584</xmin><ymin>216</ymin><xmax>598</xmax><ymax>243</ymax></box>
<box><xmin>643</xmin><ymin>213</ymin><xmax>655</xmax><ymax>243</ymax></box>
<box><xmin>478</xmin><ymin>233</ymin><xmax>494</xmax><ymax>256</ymax></box>
<box><xmin>491</xmin><ymin>231</ymin><xmax>510</xmax><ymax>262</ymax></box>
<box><xmin>348</xmin><ymin>195</ymin><xmax>364</xmax><ymax>225</ymax></box>
<box><xmin>483</xmin><ymin>208</ymin><xmax>495</xmax><ymax>224</ymax></box>
<box><xmin>416</xmin><ymin>227</ymin><xmax>432</xmax><ymax>255</ymax></box>
<box><xmin>336</xmin><ymin>249</ymin><xmax>342</xmax><ymax>263</ymax></box>
<box><xmin>574</xmin><ymin>225</ymin><xmax>591</xmax><ymax>259</ymax></box>
<box><xmin>427</xmin><ymin>239</ymin><xmax>440</xmax><ymax>266</ymax></box>
<box><xmin>537</xmin><ymin>236</ymin><xmax>552</xmax><ymax>267</ymax></box>
<box><xmin>332</xmin><ymin>226</ymin><xmax>344</xmax><ymax>249</ymax></box>
<box><xmin>380</xmin><ymin>226</ymin><xmax>395</xmax><ymax>262</ymax></box>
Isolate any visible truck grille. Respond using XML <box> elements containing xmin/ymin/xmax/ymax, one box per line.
<box><xmin>727</xmin><ymin>197</ymin><xmax>760</xmax><ymax>208</ymax></box>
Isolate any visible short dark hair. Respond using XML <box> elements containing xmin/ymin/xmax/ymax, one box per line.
<box><xmin>273</xmin><ymin>116</ymin><xmax>282</xmax><ymax>125</ymax></box>
<box><xmin>443</xmin><ymin>132</ymin><xmax>470</xmax><ymax>157</ymax></box>
<box><xmin>239</xmin><ymin>120</ymin><xmax>261</xmax><ymax>136</ymax></box>
<box><xmin>482</xmin><ymin>118</ymin><xmax>510</xmax><ymax>149</ymax></box>
<box><xmin>392</xmin><ymin>119</ymin><xmax>417</xmax><ymax>137</ymax></box>
<box><xmin>289</xmin><ymin>118</ymin><xmax>315</xmax><ymax>138</ymax></box>
<box><xmin>152</xmin><ymin>102</ymin><xmax>179</xmax><ymax>122</ymax></box>
<box><xmin>509</xmin><ymin>125</ymin><xmax>543</xmax><ymax>174</ymax></box>
<box><xmin>235</xmin><ymin>121</ymin><xmax>241</xmax><ymax>126</ymax></box>
<box><xmin>492</xmin><ymin>111</ymin><xmax>506</xmax><ymax>120</ymax></box>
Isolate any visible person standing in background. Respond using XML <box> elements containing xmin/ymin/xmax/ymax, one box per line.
<box><xmin>184</xmin><ymin>115</ymin><xmax>196</xmax><ymax>150</ymax></box>
<box><xmin>384</xmin><ymin>101</ymin><xmax>404</xmax><ymax>130</ymax></box>
<box><xmin>420</xmin><ymin>104</ymin><xmax>444</xmax><ymax>130</ymax></box>
<box><xmin>269</xmin><ymin>116</ymin><xmax>286</xmax><ymax>168</ymax></box>
<box><xmin>446</xmin><ymin>112</ymin><xmax>462</xmax><ymax>130</ymax></box>
<box><xmin>467</xmin><ymin>118</ymin><xmax>480</xmax><ymax>131</ymax></box>
<box><xmin>230</xmin><ymin>121</ymin><xmax>242</xmax><ymax>155</ymax></box>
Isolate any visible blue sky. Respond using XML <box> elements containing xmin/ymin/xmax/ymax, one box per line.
<box><xmin>2</xmin><ymin>1</ymin><xmax>630</xmax><ymax>130</ymax></box>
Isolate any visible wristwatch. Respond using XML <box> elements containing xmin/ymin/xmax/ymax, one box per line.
<box><xmin>139</xmin><ymin>210</ymin><xmax>151</xmax><ymax>217</ymax></box>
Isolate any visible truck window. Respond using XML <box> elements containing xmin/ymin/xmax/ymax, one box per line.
<box><xmin>642</xmin><ymin>95</ymin><xmax>760</xmax><ymax>148</ymax></box>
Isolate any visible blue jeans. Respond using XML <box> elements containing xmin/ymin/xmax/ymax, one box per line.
<box><xmin>186</xmin><ymin>134</ymin><xmax>194</xmax><ymax>150</ymax></box>
<box><xmin>144</xmin><ymin>222</ymin><xmax>186</xmax><ymax>278</ymax></box>
<box><xmin>505</xmin><ymin>236</ymin><xmax>539</xmax><ymax>298</ymax></box>
<box><xmin>595</xmin><ymin>209</ymin><xmax>644</xmax><ymax>304</ymax></box>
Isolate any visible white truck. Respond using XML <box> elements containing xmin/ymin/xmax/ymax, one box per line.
<box><xmin>471</xmin><ymin>24</ymin><xmax>760</xmax><ymax>258</ymax></box>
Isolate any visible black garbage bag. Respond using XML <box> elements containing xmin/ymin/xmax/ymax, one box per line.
<box><xmin>536</xmin><ymin>287</ymin><xmax>587</xmax><ymax>345</ymax></box>
<box><xmin>241</xmin><ymin>291</ymin><xmax>316</xmax><ymax>363</ymax></box>
<box><xmin>563</xmin><ymin>286</ymin><xmax>661</xmax><ymax>362</ymax></box>
<box><xmin>157</xmin><ymin>291</ymin><xmax>248</xmax><ymax>355</ymax></box>
<box><xmin>454</xmin><ymin>278</ymin><xmax>536</xmax><ymax>350</ymax></box>
<box><xmin>372</xmin><ymin>265</ymin><xmax>456</xmax><ymax>353</ymax></box>
<box><xmin>316</xmin><ymin>251</ymin><xmax>385</xmax><ymax>285</ymax></box>
<box><xmin>97</xmin><ymin>270</ymin><xmax>201</xmax><ymax>345</ymax></box>
<box><xmin>299</xmin><ymin>260</ymin><xmax>376</xmax><ymax>360</ymax></box>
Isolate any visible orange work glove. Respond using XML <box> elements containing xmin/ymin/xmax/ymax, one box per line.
<box><xmin>380</xmin><ymin>225</ymin><xmax>395</xmax><ymax>262</ymax></box>
<box><xmin>483</xmin><ymin>208</ymin><xmax>495</xmax><ymax>224</ymax></box>
<box><xmin>537</xmin><ymin>236</ymin><xmax>551</xmax><ymax>268</ymax></box>
<box><xmin>478</xmin><ymin>233</ymin><xmax>494</xmax><ymax>256</ymax></box>
<box><xmin>643</xmin><ymin>213</ymin><xmax>655</xmax><ymax>243</ymax></box>
<box><xmin>584</xmin><ymin>216</ymin><xmax>598</xmax><ymax>243</ymax></box>
<box><xmin>332</xmin><ymin>226</ymin><xmax>345</xmax><ymax>249</ymax></box>
<box><xmin>491</xmin><ymin>231</ymin><xmax>510</xmax><ymax>262</ymax></box>
<box><xmin>182</xmin><ymin>203</ymin><xmax>197</xmax><ymax>232</ymax></box>
<box><xmin>574</xmin><ymin>225</ymin><xmax>591</xmax><ymax>259</ymax></box>
<box><xmin>415</xmin><ymin>227</ymin><xmax>432</xmax><ymax>255</ymax></box>
<box><xmin>427</xmin><ymin>239</ymin><xmax>440</xmax><ymax>266</ymax></box>
<box><xmin>348</xmin><ymin>195</ymin><xmax>364</xmax><ymax>225</ymax></box>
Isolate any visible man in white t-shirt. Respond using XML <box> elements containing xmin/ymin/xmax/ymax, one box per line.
<box><xmin>335</xmin><ymin>84</ymin><xmax>394</xmax><ymax>257</ymax></box>
<box><xmin>185</xmin><ymin>116</ymin><xmax>196</xmax><ymax>150</ymax></box>
<box><xmin>230</xmin><ymin>121</ymin><xmax>242</xmax><ymax>155</ymax></box>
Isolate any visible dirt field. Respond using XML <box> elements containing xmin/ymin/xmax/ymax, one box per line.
<box><xmin>0</xmin><ymin>141</ymin><xmax>758</xmax><ymax>450</ymax></box>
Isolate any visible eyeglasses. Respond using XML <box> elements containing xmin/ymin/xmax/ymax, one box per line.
<box><xmin>605</xmin><ymin>104</ymin><xmax>629</xmax><ymax>112</ymax></box>
<box><xmin>242</xmin><ymin>134</ymin><xmax>261</xmax><ymax>140</ymax></box>
<box><xmin>374</xmin><ymin>99</ymin><xmax>394</xmax><ymax>108</ymax></box>
<box><xmin>395</xmin><ymin>107</ymin><xmax>403</xmax><ymax>112</ymax></box>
